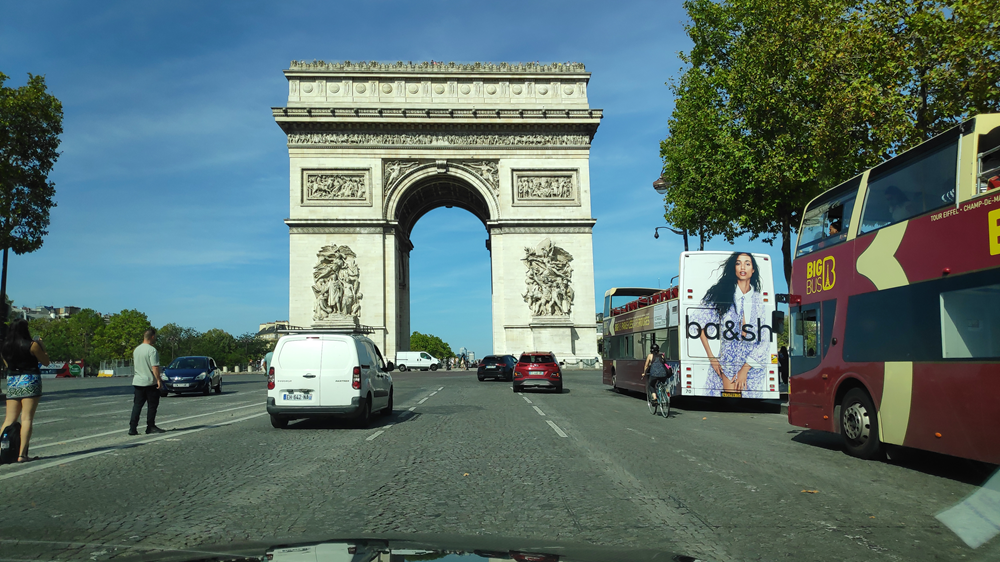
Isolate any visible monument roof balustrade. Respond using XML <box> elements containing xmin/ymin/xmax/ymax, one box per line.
<box><xmin>281</xmin><ymin>61</ymin><xmax>595</xmax><ymax>110</ymax></box>
<box><xmin>286</xmin><ymin>60</ymin><xmax>590</xmax><ymax>75</ymax></box>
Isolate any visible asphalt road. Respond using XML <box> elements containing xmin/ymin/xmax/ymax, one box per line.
<box><xmin>0</xmin><ymin>371</ymin><xmax>996</xmax><ymax>561</ymax></box>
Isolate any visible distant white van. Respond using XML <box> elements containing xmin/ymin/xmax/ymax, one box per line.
<box><xmin>266</xmin><ymin>332</ymin><xmax>394</xmax><ymax>429</ymax></box>
<box><xmin>394</xmin><ymin>351</ymin><xmax>441</xmax><ymax>372</ymax></box>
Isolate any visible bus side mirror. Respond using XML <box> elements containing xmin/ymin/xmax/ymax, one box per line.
<box><xmin>772</xmin><ymin>311</ymin><xmax>786</xmax><ymax>334</ymax></box>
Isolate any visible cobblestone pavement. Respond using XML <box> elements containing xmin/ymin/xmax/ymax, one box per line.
<box><xmin>0</xmin><ymin>371</ymin><xmax>996</xmax><ymax>561</ymax></box>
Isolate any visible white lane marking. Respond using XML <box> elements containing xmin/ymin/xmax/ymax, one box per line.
<box><xmin>429</xmin><ymin>391</ymin><xmax>437</xmax><ymax>396</ymax></box>
<box><xmin>34</xmin><ymin>407</ymin><xmax>67</xmax><ymax>413</ymax></box>
<box><xmin>626</xmin><ymin>427</ymin><xmax>655</xmax><ymax>441</ymax></box>
<box><xmin>0</xmin><ymin>411</ymin><xmax>267</xmax><ymax>481</ymax></box>
<box><xmin>437</xmin><ymin>386</ymin><xmax>444</xmax><ymax>391</ymax></box>
<box><xmin>417</xmin><ymin>397</ymin><xmax>428</xmax><ymax>404</ymax></box>
<box><xmin>33</xmin><ymin>418</ymin><xmax>66</xmax><ymax>425</ymax></box>
<box><xmin>546</xmin><ymin>420</ymin><xmax>568</xmax><ymax>438</ymax></box>
<box><xmin>408</xmin><ymin>406</ymin><xmax>416</xmax><ymax>412</ymax></box>
<box><xmin>522</xmin><ymin>396</ymin><xmax>532</xmax><ymax>404</ymax></box>
<box><xmin>82</xmin><ymin>396</ymin><xmax>127</xmax><ymax>401</ymax></box>
<box><xmin>532</xmin><ymin>406</ymin><xmax>546</xmax><ymax>416</ymax></box>
<box><xmin>366</xmin><ymin>430</ymin><xmax>385</xmax><ymax>441</ymax></box>
<box><xmin>31</xmin><ymin>402</ymin><xmax>261</xmax><ymax>450</ymax></box>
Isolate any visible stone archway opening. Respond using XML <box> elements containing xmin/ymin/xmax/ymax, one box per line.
<box><xmin>394</xmin><ymin>174</ymin><xmax>492</xmax><ymax>241</ymax></box>
<box><xmin>391</xmin><ymin>173</ymin><xmax>494</xmax><ymax>358</ymax></box>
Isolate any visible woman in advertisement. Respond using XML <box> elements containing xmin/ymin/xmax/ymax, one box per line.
<box><xmin>693</xmin><ymin>252</ymin><xmax>770</xmax><ymax>398</ymax></box>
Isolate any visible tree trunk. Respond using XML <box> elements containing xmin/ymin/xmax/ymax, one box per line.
<box><xmin>781</xmin><ymin>217</ymin><xmax>792</xmax><ymax>288</ymax></box>
<box><xmin>1</xmin><ymin>246</ymin><xmax>8</xmax><ymax>341</ymax></box>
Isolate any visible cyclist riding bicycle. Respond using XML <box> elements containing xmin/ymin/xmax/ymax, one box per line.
<box><xmin>641</xmin><ymin>343</ymin><xmax>673</xmax><ymax>401</ymax></box>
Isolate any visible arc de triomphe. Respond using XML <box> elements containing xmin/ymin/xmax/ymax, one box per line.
<box><xmin>272</xmin><ymin>61</ymin><xmax>602</xmax><ymax>364</ymax></box>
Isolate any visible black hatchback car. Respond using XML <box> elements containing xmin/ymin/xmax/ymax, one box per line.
<box><xmin>477</xmin><ymin>355</ymin><xmax>517</xmax><ymax>381</ymax></box>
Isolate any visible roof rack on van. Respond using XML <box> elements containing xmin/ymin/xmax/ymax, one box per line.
<box><xmin>277</xmin><ymin>325</ymin><xmax>377</xmax><ymax>335</ymax></box>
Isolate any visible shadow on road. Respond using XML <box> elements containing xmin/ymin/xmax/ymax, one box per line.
<box><xmin>606</xmin><ymin>387</ymin><xmax>780</xmax><ymax>414</ymax></box>
<box><xmin>791</xmin><ymin>429</ymin><xmax>998</xmax><ymax>485</ymax></box>
<box><xmin>283</xmin><ymin>410</ymin><xmax>420</xmax><ymax>430</ymax></box>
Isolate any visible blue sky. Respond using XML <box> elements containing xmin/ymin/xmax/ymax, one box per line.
<box><xmin>1</xmin><ymin>0</ymin><xmax>787</xmax><ymax>358</ymax></box>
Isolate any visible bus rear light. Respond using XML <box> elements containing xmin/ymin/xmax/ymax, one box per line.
<box><xmin>267</xmin><ymin>367</ymin><xmax>275</xmax><ymax>390</ymax></box>
<box><xmin>823</xmin><ymin>415</ymin><xmax>829</xmax><ymax>420</ymax></box>
<box><xmin>935</xmin><ymin>432</ymin><xmax>943</xmax><ymax>438</ymax></box>
<box><xmin>352</xmin><ymin>367</ymin><xmax>361</xmax><ymax>389</ymax></box>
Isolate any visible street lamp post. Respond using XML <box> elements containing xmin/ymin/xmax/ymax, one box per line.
<box><xmin>652</xmin><ymin>176</ymin><xmax>690</xmax><ymax>251</ymax></box>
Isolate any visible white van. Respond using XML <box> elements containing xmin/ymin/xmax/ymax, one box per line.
<box><xmin>266</xmin><ymin>332</ymin><xmax>394</xmax><ymax>429</ymax></box>
<box><xmin>394</xmin><ymin>351</ymin><xmax>441</xmax><ymax>372</ymax></box>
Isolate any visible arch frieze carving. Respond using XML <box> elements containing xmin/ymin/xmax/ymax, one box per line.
<box><xmin>523</xmin><ymin>239</ymin><xmax>575</xmax><ymax>317</ymax></box>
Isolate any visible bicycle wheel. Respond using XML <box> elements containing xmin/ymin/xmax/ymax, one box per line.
<box><xmin>659</xmin><ymin>382</ymin><xmax>670</xmax><ymax>418</ymax></box>
<box><xmin>647</xmin><ymin>384</ymin><xmax>658</xmax><ymax>414</ymax></box>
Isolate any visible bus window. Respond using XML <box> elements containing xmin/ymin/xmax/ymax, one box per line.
<box><xmin>796</xmin><ymin>177</ymin><xmax>860</xmax><ymax>257</ymax></box>
<box><xmin>667</xmin><ymin>327</ymin><xmax>679</xmax><ymax>361</ymax></box>
<box><xmin>859</xmin><ymin>138</ymin><xmax>959</xmax><ymax>234</ymax></box>
<box><xmin>940</xmin><ymin>282</ymin><xmax>1000</xmax><ymax>359</ymax></box>
<box><xmin>822</xmin><ymin>299</ymin><xmax>837</xmax><ymax>358</ymax></box>
<box><xmin>790</xmin><ymin>306</ymin><xmax>821</xmax><ymax>376</ymax></box>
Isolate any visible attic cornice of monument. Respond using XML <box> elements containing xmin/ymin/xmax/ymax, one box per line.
<box><xmin>272</xmin><ymin>107</ymin><xmax>603</xmax><ymax>121</ymax></box>
<box><xmin>286</xmin><ymin>60</ymin><xmax>589</xmax><ymax>76</ymax></box>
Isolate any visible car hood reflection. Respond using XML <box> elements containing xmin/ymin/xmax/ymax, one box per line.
<box><xmin>115</xmin><ymin>536</ymin><xmax>694</xmax><ymax>562</ymax></box>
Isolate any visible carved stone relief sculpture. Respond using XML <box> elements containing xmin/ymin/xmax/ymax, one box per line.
<box><xmin>313</xmin><ymin>245</ymin><xmax>363</xmax><ymax>321</ymax></box>
<box><xmin>302</xmin><ymin>171</ymin><xmax>370</xmax><ymax>206</ymax></box>
<box><xmin>517</xmin><ymin>175</ymin><xmax>574</xmax><ymax>200</ymax></box>
<box><xmin>522</xmin><ymin>238</ymin><xmax>575</xmax><ymax>317</ymax></box>
<box><xmin>462</xmin><ymin>161</ymin><xmax>499</xmax><ymax>196</ymax></box>
<box><xmin>383</xmin><ymin>159</ymin><xmax>500</xmax><ymax>198</ymax></box>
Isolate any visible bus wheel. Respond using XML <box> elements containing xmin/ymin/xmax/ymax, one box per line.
<box><xmin>840</xmin><ymin>388</ymin><xmax>882</xmax><ymax>460</ymax></box>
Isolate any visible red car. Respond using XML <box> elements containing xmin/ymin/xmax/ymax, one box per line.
<box><xmin>513</xmin><ymin>352</ymin><xmax>562</xmax><ymax>393</ymax></box>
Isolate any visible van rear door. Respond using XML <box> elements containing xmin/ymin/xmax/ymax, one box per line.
<box><xmin>274</xmin><ymin>336</ymin><xmax>322</xmax><ymax>405</ymax></box>
<box><xmin>319</xmin><ymin>338</ymin><xmax>357</xmax><ymax>407</ymax></box>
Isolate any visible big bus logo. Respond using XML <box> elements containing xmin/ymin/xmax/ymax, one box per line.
<box><xmin>806</xmin><ymin>256</ymin><xmax>836</xmax><ymax>295</ymax></box>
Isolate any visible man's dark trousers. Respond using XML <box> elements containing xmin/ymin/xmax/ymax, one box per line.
<box><xmin>130</xmin><ymin>385</ymin><xmax>160</xmax><ymax>432</ymax></box>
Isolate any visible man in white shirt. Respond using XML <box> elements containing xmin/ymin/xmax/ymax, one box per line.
<box><xmin>129</xmin><ymin>327</ymin><xmax>165</xmax><ymax>435</ymax></box>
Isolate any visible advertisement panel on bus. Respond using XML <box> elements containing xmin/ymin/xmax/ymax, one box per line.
<box><xmin>679</xmin><ymin>251</ymin><xmax>780</xmax><ymax>399</ymax></box>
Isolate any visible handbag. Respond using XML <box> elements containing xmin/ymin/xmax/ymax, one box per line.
<box><xmin>0</xmin><ymin>421</ymin><xmax>21</xmax><ymax>465</ymax></box>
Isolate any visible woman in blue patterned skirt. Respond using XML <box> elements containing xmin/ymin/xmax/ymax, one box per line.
<box><xmin>2</xmin><ymin>319</ymin><xmax>50</xmax><ymax>462</ymax></box>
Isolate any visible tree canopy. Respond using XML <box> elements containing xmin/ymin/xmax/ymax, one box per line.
<box><xmin>409</xmin><ymin>331</ymin><xmax>454</xmax><ymax>360</ymax></box>
<box><xmin>0</xmin><ymin>73</ymin><xmax>62</xmax><ymax>255</ymax></box>
<box><xmin>25</xmin><ymin>307</ymin><xmax>274</xmax><ymax>370</ymax></box>
<box><xmin>660</xmin><ymin>0</ymin><xmax>1000</xmax><ymax>284</ymax></box>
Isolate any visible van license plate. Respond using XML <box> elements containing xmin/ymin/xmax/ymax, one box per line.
<box><xmin>721</xmin><ymin>391</ymin><xmax>742</xmax><ymax>398</ymax></box>
<box><xmin>283</xmin><ymin>393</ymin><xmax>312</xmax><ymax>401</ymax></box>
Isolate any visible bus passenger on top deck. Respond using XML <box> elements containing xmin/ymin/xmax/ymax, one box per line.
<box><xmin>692</xmin><ymin>252</ymin><xmax>771</xmax><ymax>398</ymax></box>
<box><xmin>885</xmin><ymin>185</ymin><xmax>918</xmax><ymax>222</ymax></box>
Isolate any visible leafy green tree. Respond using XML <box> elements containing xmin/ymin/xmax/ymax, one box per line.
<box><xmin>66</xmin><ymin>308</ymin><xmax>105</xmax><ymax>366</ymax></box>
<box><xmin>0</xmin><ymin>73</ymin><xmax>63</xmax><ymax>328</ymax></box>
<box><xmin>409</xmin><ymin>331</ymin><xmax>454</xmax><ymax>360</ymax></box>
<box><xmin>660</xmin><ymin>0</ymin><xmax>999</xmax><ymax>284</ymax></box>
<box><xmin>156</xmin><ymin>322</ymin><xmax>200</xmax><ymax>364</ymax></box>
<box><xmin>92</xmin><ymin>309</ymin><xmax>150</xmax><ymax>360</ymax></box>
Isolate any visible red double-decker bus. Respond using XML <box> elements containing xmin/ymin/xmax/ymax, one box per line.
<box><xmin>787</xmin><ymin>114</ymin><xmax>1000</xmax><ymax>463</ymax></box>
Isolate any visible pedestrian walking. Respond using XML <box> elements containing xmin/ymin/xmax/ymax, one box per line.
<box><xmin>0</xmin><ymin>319</ymin><xmax>50</xmax><ymax>462</ymax></box>
<box><xmin>778</xmin><ymin>346</ymin><xmax>789</xmax><ymax>385</ymax></box>
<box><xmin>129</xmin><ymin>327</ymin><xmax>165</xmax><ymax>435</ymax></box>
